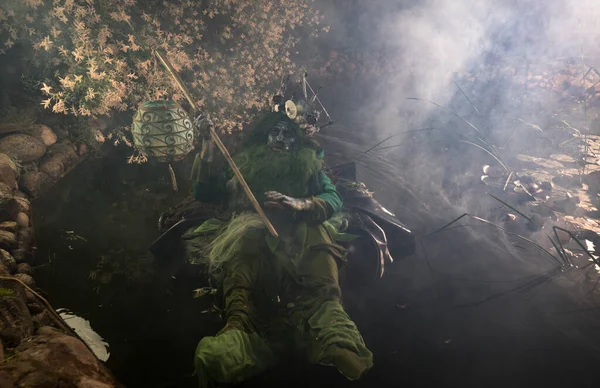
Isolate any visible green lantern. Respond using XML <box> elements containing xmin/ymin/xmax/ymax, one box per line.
<box><xmin>132</xmin><ymin>100</ymin><xmax>194</xmax><ymax>163</ymax></box>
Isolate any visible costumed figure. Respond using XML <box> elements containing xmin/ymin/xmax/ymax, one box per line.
<box><xmin>186</xmin><ymin>111</ymin><xmax>374</xmax><ymax>387</ymax></box>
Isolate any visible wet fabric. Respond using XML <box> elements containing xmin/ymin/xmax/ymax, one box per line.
<box><xmin>193</xmin><ymin>218</ymin><xmax>373</xmax><ymax>385</ymax></box>
<box><xmin>190</xmin><ymin>113</ymin><xmax>372</xmax><ymax>385</ymax></box>
<box><xmin>194</xmin><ymin>329</ymin><xmax>276</xmax><ymax>387</ymax></box>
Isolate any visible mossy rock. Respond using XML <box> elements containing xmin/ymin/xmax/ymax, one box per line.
<box><xmin>0</xmin><ymin>134</ymin><xmax>47</xmax><ymax>163</ymax></box>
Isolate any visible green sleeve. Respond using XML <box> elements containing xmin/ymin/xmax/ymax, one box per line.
<box><xmin>191</xmin><ymin>154</ymin><xmax>226</xmax><ymax>203</ymax></box>
<box><xmin>315</xmin><ymin>170</ymin><xmax>343</xmax><ymax>215</ymax></box>
<box><xmin>297</xmin><ymin>170</ymin><xmax>343</xmax><ymax>225</ymax></box>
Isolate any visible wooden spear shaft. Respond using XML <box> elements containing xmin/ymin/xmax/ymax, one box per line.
<box><xmin>154</xmin><ymin>50</ymin><xmax>279</xmax><ymax>237</ymax></box>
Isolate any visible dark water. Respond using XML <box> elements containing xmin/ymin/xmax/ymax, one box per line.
<box><xmin>33</xmin><ymin>149</ymin><xmax>220</xmax><ymax>387</ymax></box>
<box><xmin>32</xmin><ymin>146</ymin><xmax>600</xmax><ymax>388</ymax></box>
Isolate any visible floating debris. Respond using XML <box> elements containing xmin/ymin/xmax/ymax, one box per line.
<box><xmin>57</xmin><ymin>309</ymin><xmax>110</xmax><ymax>362</ymax></box>
<box><xmin>62</xmin><ymin>230</ymin><xmax>87</xmax><ymax>242</ymax></box>
<box><xmin>192</xmin><ymin>287</ymin><xmax>217</xmax><ymax>299</ymax></box>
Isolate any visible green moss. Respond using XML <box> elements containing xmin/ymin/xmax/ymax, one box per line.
<box><xmin>0</xmin><ymin>288</ymin><xmax>15</xmax><ymax>297</ymax></box>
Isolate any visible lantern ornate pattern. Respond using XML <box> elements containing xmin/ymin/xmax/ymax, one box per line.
<box><xmin>132</xmin><ymin>100</ymin><xmax>194</xmax><ymax>163</ymax></box>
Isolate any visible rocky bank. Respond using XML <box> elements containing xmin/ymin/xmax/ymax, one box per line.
<box><xmin>0</xmin><ymin>121</ymin><xmax>119</xmax><ymax>387</ymax></box>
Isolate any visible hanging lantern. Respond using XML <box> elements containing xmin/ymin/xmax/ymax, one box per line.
<box><xmin>132</xmin><ymin>100</ymin><xmax>194</xmax><ymax>164</ymax></box>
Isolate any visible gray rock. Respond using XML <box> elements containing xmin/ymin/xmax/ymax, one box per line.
<box><xmin>16</xmin><ymin>263</ymin><xmax>32</xmax><ymax>276</ymax></box>
<box><xmin>39</xmin><ymin>155</ymin><xmax>64</xmax><ymax>181</ymax></box>
<box><xmin>0</xmin><ymin>278</ymin><xmax>33</xmax><ymax>342</ymax></box>
<box><xmin>13</xmin><ymin>193</ymin><xmax>30</xmax><ymax>214</ymax></box>
<box><xmin>17</xmin><ymin>228</ymin><xmax>33</xmax><ymax>250</ymax></box>
<box><xmin>19</xmin><ymin>171</ymin><xmax>53</xmax><ymax>197</ymax></box>
<box><xmin>0</xmin><ymin>230</ymin><xmax>17</xmax><ymax>250</ymax></box>
<box><xmin>14</xmin><ymin>273</ymin><xmax>34</xmax><ymax>288</ymax></box>
<box><xmin>23</xmin><ymin>124</ymin><xmax>57</xmax><ymax>147</ymax></box>
<box><xmin>77</xmin><ymin>143</ymin><xmax>88</xmax><ymax>156</ymax></box>
<box><xmin>26</xmin><ymin>301</ymin><xmax>43</xmax><ymax>315</ymax></box>
<box><xmin>0</xmin><ymin>249</ymin><xmax>16</xmax><ymax>273</ymax></box>
<box><xmin>47</xmin><ymin>141</ymin><xmax>78</xmax><ymax>169</ymax></box>
<box><xmin>16</xmin><ymin>212</ymin><xmax>29</xmax><ymax>227</ymax></box>
<box><xmin>0</xmin><ymin>183</ymin><xmax>18</xmax><ymax>218</ymax></box>
<box><xmin>0</xmin><ymin>326</ymin><xmax>118</xmax><ymax>387</ymax></box>
<box><xmin>0</xmin><ymin>181</ymin><xmax>12</xmax><ymax>201</ymax></box>
<box><xmin>0</xmin><ymin>221</ymin><xmax>18</xmax><ymax>233</ymax></box>
<box><xmin>0</xmin><ymin>153</ymin><xmax>18</xmax><ymax>188</ymax></box>
<box><xmin>54</xmin><ymin>126</ymin><xmax>70</xmax><ymax>140</ymax></box>
<box><xmin>0</xmin><ymin>134</ymin><xmax>47</xmax><ymax>163</ymax></box>
<box><xmin>11</xmin><ymin>249</ymin><xmax>32</xmax><ymax>264</ymax></box>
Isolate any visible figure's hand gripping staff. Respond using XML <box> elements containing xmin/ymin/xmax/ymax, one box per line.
<box><xmin>154</xmin><ymin>50</ymin><xmax>279</xmax><ymax>238</ymax></box>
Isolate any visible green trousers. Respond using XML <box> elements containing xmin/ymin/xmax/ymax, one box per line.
<box><xmin>194</xmin><ymin>225</ymin><xmax>373</xmax><ymax>386</ymax></box>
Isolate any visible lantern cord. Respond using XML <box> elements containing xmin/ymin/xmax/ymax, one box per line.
<box><xmin>168</xmin><ymin>164</ymin><xmax>178</xmax><ymax>192</ymax></box>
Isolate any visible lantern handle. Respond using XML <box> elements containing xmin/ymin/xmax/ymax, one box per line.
<box><xmin>153</xmin><ymin>50</ymin><xmax>279</xmax><ymax>238</ymax></box>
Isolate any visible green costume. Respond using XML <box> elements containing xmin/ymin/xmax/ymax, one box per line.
<box><xmin>189</xmin><ymin>112</ymin><xmax>373</xmax><ymax>387</ymax></box>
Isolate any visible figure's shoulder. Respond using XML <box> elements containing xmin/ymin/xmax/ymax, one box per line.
<box><xmin>315</xmin><ymin>147</ymin><xmax>325</xmax><ymax>159</ymax></box>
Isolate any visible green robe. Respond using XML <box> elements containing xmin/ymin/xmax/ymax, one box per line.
<box><xmin>189</xmin><ymin>115</ymin><xmax>372</xmax><ymax>387</ymax></box>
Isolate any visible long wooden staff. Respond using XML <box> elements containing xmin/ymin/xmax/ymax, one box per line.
<box><xmin>154</xmin><ymin>50</ymin><xmax>278</xmax><ymax>238</ymax></box>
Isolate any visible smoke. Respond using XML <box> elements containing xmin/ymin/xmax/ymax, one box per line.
<box><xmin>315</xmin><ymin>0</ymin><xmax>600</xmax><ymax>227</ymax></box>
<box><xmin>312</xmin><ymin>1</ymin><xmax>600</xmax><ymax>362</ymax></box>
<box><xmin>368</xmin><ymin>0</ymin><xmax>600</xmax><ymax>116</ymax></box>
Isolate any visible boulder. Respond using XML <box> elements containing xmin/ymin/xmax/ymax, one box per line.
<box><xmin>0</xmin><ymin>279</ymin><xmax>33</xmax><ymax>342</ymax></box>
<box><xmin>32</xmin><ymin>311</ymin><xmax>53</xmax><ymax>328</ymax></box>
<box><xmin>13</xmin><ymin>193</ymin><xmax>30</xmax><ymax>214</ymax></box>
<box><xmin>0</xmin><ymin>249</ymin><xmax>16</xmax><ymax>273</ymax></box>
<box><xmin>0</xmin><ymin>183</ymin><xmax>19</xmax><ymax>220</ymax></box>
<box><xmin>77</xmin><ymin>143</ymin><xmax>88</xmax><ymax>156</ymax></box>
<box><xmin>19</xmin><ymin>171</ymin><xmax>53</xmax><ymax>197</ymax></box>
<box><xmin>0</xmin><ymin>153</ymin><xmax>18</xmax><ymax>188</ymax></box>
<box><xmin>47</xmin><ymin>141</ymin><xmax>79</xmax><ymax>168</ymax></box>
<box><xmin>23</xmin><ymin>124</ymin><xmax>57</xmax><ymax>147</ymax></box>
<box><xmin>16</xmin><ymin>212</ymin><xmax>29</xmax><ymax>227</ymax></box>
<box><xmin>27</xmin><ymin>301</ymin><xmax>43</xmax><ymax>315</ymax></box>
<box><xmin>0</xmin><ymin>326</ymin><xmax>118</xmax><ymax>388</ymax></box>
<box><xmin>55</xmin><ymin>126</ymin><xmax>70</xmax><ymax>140</ymax></box>
<box><xmin>39</xmin><ymin>155</ymin><xmax>65</xmax><ymax>181</ymax></box>
<box><xmin>0</xmin><ymin>122</ymin><xmax>27</xmax><ymax>135</ymax></box>
<box><xmin>16</xmin><ymin>263</ymin><xmax>32</xmax><ymax>276</ymax></box>
<box><xmin>11</xmin><ymin>249</ymin><xmax>32</xmax><ymax>264</ymax></box>
<box><xmin>17</xmin><ymin>228</ymin><xmax>34</xmax><ymax>250</ymax></box>
<box><xmin>0</xmin><ymin>134</ymin><xmax>47</xmax><ymax>162</ymax></box>
<box><xmin>0</xmin><ymin>221</ymin><xmax>18</xmax><ymax>233</ymax></box>
<box><xmin>14</xmin><ymin>273</ymin><xmax>35</xmax><ymax>288</ymax></box>
<box><xmin>0</xmin><ymin>181</ymin><xmax>12</xmax><ymax>201</ymax></box>
<box><xmin>0</xmin><ymin>230</ymin><xmax>17</xmax><ymax>250</ymax></box>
